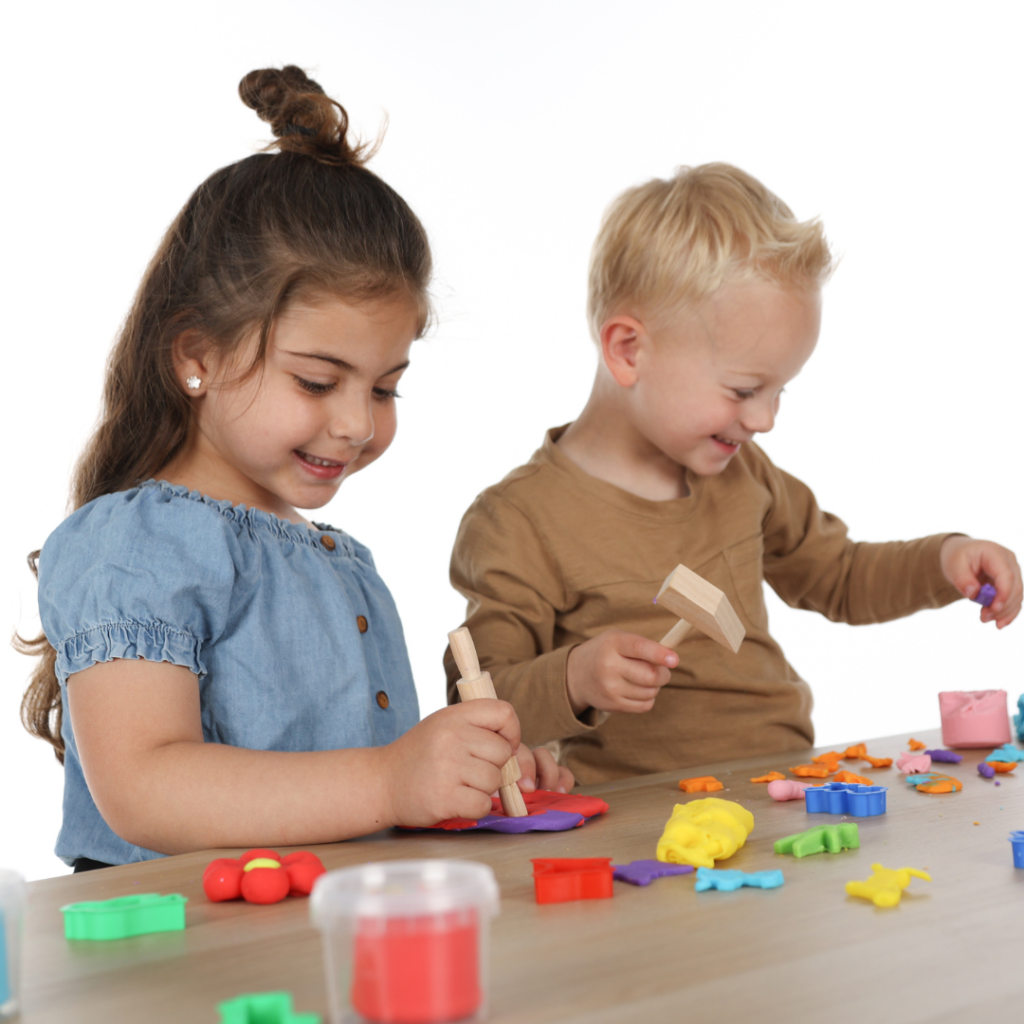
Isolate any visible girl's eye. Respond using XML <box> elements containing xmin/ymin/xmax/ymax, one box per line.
<box><xmin>732</xmin><ymin>389</ymin><xmax>756</xmax><ymax>400</ymax></box>
<box><xmin>373</xmin><ymin>387</ymin><xmax>401</xmax><ymax>401</ymax></box>
<box><xmin>294</xmin><ymin>376</ymin><xmax>336</xmax><ymax>396</ymax></box>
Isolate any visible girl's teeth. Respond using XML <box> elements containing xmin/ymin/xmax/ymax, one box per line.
<box><xmin>304</xmin><ymin>454</ymin><xmax>335</xmax><ymax>466</ymax></box>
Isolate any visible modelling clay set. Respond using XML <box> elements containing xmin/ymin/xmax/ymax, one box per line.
<box><xmin>18</xmin><ymin>684</ymin><xmax>1020</xmax><ymax>1024</ymax></box>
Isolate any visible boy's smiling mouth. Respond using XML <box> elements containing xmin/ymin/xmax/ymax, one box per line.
<box><xmin>293</xmin><ymin>449</ymin><xmax>348</xmax><ymax>479</ymax></box>
<box><xmin>712</xmin><ymin>435</ymin><xmax>743</xmax><ymax>451</ymax></box>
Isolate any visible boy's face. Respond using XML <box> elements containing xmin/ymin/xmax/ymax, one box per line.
<box><xmin>625</xmin><ymin>279</ymin><xmax>821</xmax><ymax>477</ymax></box>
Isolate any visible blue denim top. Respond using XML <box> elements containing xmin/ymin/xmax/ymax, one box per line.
<box><xmin>37</xmin><ymin>480</ymin><xmax>420</xmax><ymax>866</ymax></box>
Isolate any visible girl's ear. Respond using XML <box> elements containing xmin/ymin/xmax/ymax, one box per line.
<box><xmin>599</xmin><ymin>315</ymin><xmax>647</xmax><ymax>387</ymax></box>
<box><xmin>171</xmin><ymin>330</ymin><xmax>214</xmax><ymax>396</ymax></box>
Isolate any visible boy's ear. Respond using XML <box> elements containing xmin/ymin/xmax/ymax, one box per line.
<box><xmin>599</xmin><ymin>315</ymin><xmax>647</xmax><ymax>387</ymax></box>
<box><xmin>171</xmin><ymin>329</ymin><xmax>215</xmax><ymax>396</ymax></box>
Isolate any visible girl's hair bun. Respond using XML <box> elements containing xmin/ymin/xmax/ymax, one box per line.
<box><xmin>239</xmin><ymin>65</ymin><xmax>375</xmax><ymax>166</ymax></box>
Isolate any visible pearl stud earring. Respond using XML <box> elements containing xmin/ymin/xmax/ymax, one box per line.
<box><xmin>186</xmin><ymin>376</ymin><xmax>202</xmax><ymax>391</ymax></box>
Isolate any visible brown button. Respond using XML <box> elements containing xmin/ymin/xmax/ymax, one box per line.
<box><xmin>376</xmin><ymin>691</ymin><xmax>389</xmax><ymax>709</ymax></box>
<box><xmin>357</xmin><ymin>615</ymin><xmax>368</xmax><ymax>634</ymax></box>
<box><xmin>320</xmin><ymin>535</ymin><xmax>336</xmax><ymax>551</ymax></box>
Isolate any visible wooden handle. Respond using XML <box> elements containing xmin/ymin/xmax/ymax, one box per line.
<box><xmin>448</xmin><ymin>626</ymin><xmax>481</xmax><ymax>680</ymax></box>
<box><xmin>449</xmin><ymin>625</ymin><xmax>528</xmax><ymax>817</ymax></box>
<box><xmin>660</xmin><ymin>618</ymin><xmax>693</xmax><ymax>648</ymax></box>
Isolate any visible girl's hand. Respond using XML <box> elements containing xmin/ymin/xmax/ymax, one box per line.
<box><xmin>566</xmin><ymin>630</ymin><xmax>678</xmax><ymax>715</ymax></box>
<box><xmin>515</xmin><ymin>744</ymin><xmax>574</xmax><ymax>794</ymax></box>
<box><xmin>380</xmin><ymin>700</ymin><xmax>521</xmax><ymax>827</ymax></box>
<box><xmin>940</xmin><ymin>535</ymin><xmax>1022</xmax><ymax>628</ymax></box>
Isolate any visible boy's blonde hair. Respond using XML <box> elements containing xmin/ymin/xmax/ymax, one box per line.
<box><xmin>587</xmin><ymin>163</ymin><xmax>833</xmax><ymax>340</ymax></box>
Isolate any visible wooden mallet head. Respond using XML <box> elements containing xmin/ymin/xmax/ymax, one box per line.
<box><xmin>654</xmin><ymin>563</ymin><xmax>745</xmax><ymax>652</ymax></box>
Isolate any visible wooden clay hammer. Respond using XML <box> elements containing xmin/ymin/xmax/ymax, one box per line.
<box><xmin>654</xmin><ymin>563</ymin><xmax>746</xmax><ymax>652</ymax></box>
<box><xmin>448</xmin><ymin>626</ymin><xmax>529</xmax><ymax>817</ymax></box>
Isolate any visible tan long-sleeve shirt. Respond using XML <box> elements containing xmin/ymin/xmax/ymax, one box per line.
<box><xmin>445</xmin><ymin>427</ymin><xmax>962</xmax><ymax>784</ymax></box>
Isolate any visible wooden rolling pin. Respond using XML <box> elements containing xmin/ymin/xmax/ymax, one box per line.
<box><xmin>448</xmin><ymin>626</ymin><xmax>528</xmax><ymax>817</ymax></box>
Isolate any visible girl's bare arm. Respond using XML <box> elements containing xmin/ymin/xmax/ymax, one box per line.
<box><xmin>68</xmin><ymin>659</ymin><xmax>520</xmax><ymax>855</ymax></box>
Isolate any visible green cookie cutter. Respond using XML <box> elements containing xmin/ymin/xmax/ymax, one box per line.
<box><xmin>61</xmin><ymin>893</ymin><xmax>187</xmax><ymax>940</ymax></box>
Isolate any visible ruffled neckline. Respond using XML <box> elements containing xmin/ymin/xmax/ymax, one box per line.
<box><xmin>140</xmin><ymin>479</ymin><xmax>349</xmax><ymax>553</ymax></box>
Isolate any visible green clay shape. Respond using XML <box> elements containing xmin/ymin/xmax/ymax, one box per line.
<box><xmin>218</xmin><ymin>991</ymin><xmax>322</xmax><ymax>1024</ymax></box>
<box><xmin>774</xmin><ymin>823</ymin><xmax>860</xmax><ymax>858</ymax></box>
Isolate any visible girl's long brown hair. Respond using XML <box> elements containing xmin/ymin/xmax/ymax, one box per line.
<box><xmin>16</xmin><ymin>66</ymin><xmax>432</xmax><ymax>762</ymax></box>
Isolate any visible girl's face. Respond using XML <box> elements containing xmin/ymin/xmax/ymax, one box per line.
<box><xmin>184</xmin><ymin>293</ymin><xmax>419</xmax><ymax>518</ymax></box>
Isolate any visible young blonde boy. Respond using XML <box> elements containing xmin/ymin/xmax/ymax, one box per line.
<box><xmin>445</xmin><ymin>164</ymin><xmax>1022</xmax><ymax>784</ymax></box>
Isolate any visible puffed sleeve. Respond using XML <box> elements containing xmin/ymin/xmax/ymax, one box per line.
<box><xmin>38</xmin><ymin>486</ymin><xmax>252</xmax><ymax>684</ymax></box>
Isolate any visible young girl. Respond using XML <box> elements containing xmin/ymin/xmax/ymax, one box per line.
<box><xmin>19</xmin><ymin>66</ymin><xmax>571</xmax><ymax>871</ymax></box>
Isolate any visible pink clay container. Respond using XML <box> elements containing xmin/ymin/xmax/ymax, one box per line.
<box><xmin>939</xmin><ymin>690</ymin><xmax>1011</xmax><ymax>748</ymax></box>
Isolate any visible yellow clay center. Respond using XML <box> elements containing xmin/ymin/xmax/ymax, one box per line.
<box><xmin>243</xmin><ymin>858</ymin><xmax>281</xmax><ymax>872</ymax></box>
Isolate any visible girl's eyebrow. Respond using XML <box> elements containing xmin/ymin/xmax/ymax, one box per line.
<box><xmin>284</xmin><ymin>350</ymin><xmax>410</xmax><ymax>375</ymax></box>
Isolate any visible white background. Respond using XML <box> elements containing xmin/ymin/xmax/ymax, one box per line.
<box><xmin>2</xmin><ymin>1</ymin><xmax>1021</xmax><ymax>880</ymax></box>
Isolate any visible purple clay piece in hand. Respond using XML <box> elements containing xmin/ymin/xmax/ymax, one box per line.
<box><xmin>612</xmin><ymin>860</ymin><xmax>695</xmax><ymax>886</ymax></box>
<box><xmin>978</xmin><ymin>762</ymin><xmax>996</xmax><ymax>779</ymax></box>
<box><xmin>925</xmin><ymin>749</ymin><xmax>964</xmax><ymax>764</ymax></box>
<box><xmin>972</xmin><ymin>583</ymin><xmax>997</xmax><ymax>607</ymax></box>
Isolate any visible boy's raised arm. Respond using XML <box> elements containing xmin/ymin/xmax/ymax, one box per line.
<box><xmin>761</xmin><ymin>458</ymin><xmax>966</xmax><ymax>623</ymax></box>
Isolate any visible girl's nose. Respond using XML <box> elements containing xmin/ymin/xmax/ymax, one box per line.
<box><xmin>329</xmin><ymin>398</ymin><xmax>375</xmax><ymax>446</ymax></box>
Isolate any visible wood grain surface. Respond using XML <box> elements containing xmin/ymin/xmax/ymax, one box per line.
<box><xmin>19</xmin><ymin>728</ymin><xmax>1024</xmax><ymax>1023</ymax></box>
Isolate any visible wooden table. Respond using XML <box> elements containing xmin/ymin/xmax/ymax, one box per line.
<box><xmin>20</xmin><ymin>728</ymin><xmax>1024</xmax><ymax>1023</ymax></box>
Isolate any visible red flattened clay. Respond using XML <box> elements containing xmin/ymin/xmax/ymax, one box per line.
<box><xmin>751</xmin><ymin>771</ymin><xmax>786</xmax><ymax>783</ymax></box>
<box><xmin>791</xmin><ymin>764</ymin><xmax>832</xmax><ymax>778</ymax></box>
<box><xmin>843</xmin><ymin>744</ymin><xmax>868</xmax><ymax>760</ymax></box>
<box><xmin>282</xmin><ymin>852</ymin><xmax>327</xmax><ymax>895</ymax></box>
<box><xmin>908</xmin><ymin>738</ymin><xmax>926</xmax><ymax>751</ymax></box>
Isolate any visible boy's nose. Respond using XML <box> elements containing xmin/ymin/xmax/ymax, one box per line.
<box><xmin>741</xmin><ymin>396</ymin><xmax>777</xmax><ymax>434</ymax></box>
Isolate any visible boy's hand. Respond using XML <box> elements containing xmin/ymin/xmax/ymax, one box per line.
<box><xmin>566</xmin><ymin>630</ymin><xmax>679</xmax><ymax>715</ymax></box>
<box><xmin>381</xmin><ymin>700</ymin><xmax>521</xmax><ymax>827</ymax></box>
<box><xmin>940</xmin><ymin>535</ymin><xmax>1022</xmax><ymax>628</ymax></box>
<box><xmin>515</xmin><ymin>743</ymin><xmax>574</xmax><ymax>794</ymax></box>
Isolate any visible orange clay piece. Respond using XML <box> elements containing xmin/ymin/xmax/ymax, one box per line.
<box><xmin>750</xmin><ymin>771</ymin><xmax>786</xmax><ymax>783</ymax></box>
<box><xmin>791</xmin><ymin>764</ymin><xmax>832</xmax><ymax>778</ymax></box>
<box><xmin>986</xmin><ymin>761</ymin><xmax>1017</xmax><ymax>774</ymax></box>
<box><xmin>679</xmin><ymin>776</ymin><xmax>725</xmax><ymax>793</ymax></box>
<box><xmin>833</xmin><ymin>770</ymin><xmax>874</xmax><ymax>785</ymax></box>
<box><xmin>812</xmin><ymin>751</ymin><xmax>844</xmax><ymax>765</ymax></box>
<box><xmin>908</xmin><ymin>738</ymin><xmax>926</xmax><ymax>751</ymax></box>
<box><xmin>915</xmin><ymin>775</ymin><xmax>963</xmax><ymax>794</ymax></box>
<box><xmin>843</xmin><ymin>744</ymin><xmax>868</xmax><ymax>760</ymax></box>
<box><xmin>863</xmin><ymin>755</ymin><xmax>893</xmax><ymax>769</ymax></box>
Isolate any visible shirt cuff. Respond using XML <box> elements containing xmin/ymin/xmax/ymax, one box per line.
<box><xmin>54</xmin><ymin>621</ymin><xmax>204</xmax><ymax>685</ymax></box>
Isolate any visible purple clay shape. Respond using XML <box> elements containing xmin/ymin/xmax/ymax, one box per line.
<box><xmin>612</xmin><ymin>860</ymin><xmax>695</xmax><ymax>886</ymax></box>
<box><xmin>925</xmin><ymin>749</ymin><xmax>964</xmax><ymax>764</ymax></box>
<box><xmin>978</xmin><ymin>762</ymin><xmax>996</xmax><ymax>779</ymax></box>
<box><xmin>972</xmin><ymin>583</ymin><xmax>997</xmax><ymax>607</ymax></box>
<box><xmin>473</xmin><ymin>809</ymin><xmax>584</xmax><ymax>833</ymax></box>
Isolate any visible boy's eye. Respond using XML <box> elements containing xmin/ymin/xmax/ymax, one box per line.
<box><xmin>732</xmin><ymin>389</ymin><xmax>756</xmax><ymax>400</ymax></box>
<box><xmin>294</xmin><ymin>376</ymin><xmax>336</xmax><ymax>396</ymax></box>
<box><xmin>373</xmin><ymin>387</ymin><xmax>401</xmax><ymax>400</ymax></box>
